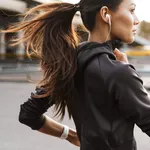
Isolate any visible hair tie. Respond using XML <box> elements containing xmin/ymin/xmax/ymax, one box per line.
<box><xmin>74</xmin><ymin>3</ymin><xmax>81</xmax><ymax>11</ymax></box>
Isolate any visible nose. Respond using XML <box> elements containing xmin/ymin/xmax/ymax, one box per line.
<box><xmin>134</xmin><ymin>14</ymin><xmax>140</xmax><ymax>25</ymax></box>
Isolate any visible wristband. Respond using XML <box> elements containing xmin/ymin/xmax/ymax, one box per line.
<box><xmin>60</xmin><ymin>125</ymin><xmax>69</xmax><ymax>139</ymax></box>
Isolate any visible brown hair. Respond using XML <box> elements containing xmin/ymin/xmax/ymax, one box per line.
<box><xmin>2</xmin><ymin>2</ymin><xmax>79</xmax><ymax>119</ymax></box>
<box><xmin>79</xmin><ymin>0</ymin><xmax>123</xmax><ymax>31</ymax></box>
<box><xmin>1</xmin><ymin>0</ymin><xmax>123</xmax><ymax>119</ymax></box>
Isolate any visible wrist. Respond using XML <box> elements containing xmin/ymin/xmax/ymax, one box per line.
<box><xmin>66</xmin><ymin>128</ymin><xmax>76</xmax><ymax>142</ymax></box>
<box><xmin>60</xmin><ymin>125</ymin><xmax>69</xmax><ymax>139</ymax></box>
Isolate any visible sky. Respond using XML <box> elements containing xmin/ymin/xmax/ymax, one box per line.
<box><xmin>35</xmin><ymin>0</ymin><xmax>150</xmax><ymax>22</ymax></box>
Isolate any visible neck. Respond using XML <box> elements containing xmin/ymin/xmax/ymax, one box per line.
<box><xmin>88</xmin><ymin>25</ymin><xmax>111</xmax><ymax>43</ymax></box>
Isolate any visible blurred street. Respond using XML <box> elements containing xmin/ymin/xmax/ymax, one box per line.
<box><xmin>0</xmin><ymin>82</ymin><xmax>150</xmax><ymax>150</ymax></box>
<box><xmin>0</xmin><ymin>57</ymin><xmax>150</xmax><ymax>89</ymax></box>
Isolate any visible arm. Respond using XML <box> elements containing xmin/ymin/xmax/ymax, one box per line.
<box><xmin>19</xmin><ymin>88</ymin><xmax>80</xmax><ymax>146</ymax></box>
<box><xmin>109</xmin><ymin>64</ymin><xmax>150</xmax><ymax>136</ymax></box>
<box><xmin>38</xmin><ymin>115</ymin><xmax>80</xmax><ymax>146</ymax></box>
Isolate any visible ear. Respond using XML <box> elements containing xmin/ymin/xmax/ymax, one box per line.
<box><xmin>99</xmin><ymin>6</ymin><xmax>111</xmax><ymax>24</ymax></box>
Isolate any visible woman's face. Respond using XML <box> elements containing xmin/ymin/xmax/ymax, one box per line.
<box><xmin>111</xmin><ymin>0</ymin><xmax>139</xmax><ymax>43</ymax></box>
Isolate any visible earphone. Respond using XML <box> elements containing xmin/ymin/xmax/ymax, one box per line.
<box><xmin>105</xmin><ymin>14</ymin><xmax>111</xmax><ymax>42</ymax></box>
<box><xmin>106</xmin><ymin>14</ymin><xmax>111</xmax><ymax>26</ymax></box>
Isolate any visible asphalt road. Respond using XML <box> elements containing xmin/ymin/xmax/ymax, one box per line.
<box><xmin>0</xmin><ymin>82</ymin><xmax>150</xmax><ymax>150</ymax></box>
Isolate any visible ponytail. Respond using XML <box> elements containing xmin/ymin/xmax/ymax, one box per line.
<box><xmin>2</xmin><ymin>2</ymin><xmax>79</xmax><ymax>119</ymax></box>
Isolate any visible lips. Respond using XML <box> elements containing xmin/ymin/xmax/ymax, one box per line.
<box><xmin>132</xmin><ymin>29</ymin><xmax>137</xmax><ymax>33</ymax></box>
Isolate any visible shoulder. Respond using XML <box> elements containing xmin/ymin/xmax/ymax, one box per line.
<box><xmin>112</xmin><ymin>63</ymin><xmax>137</xmax><ymax>77</ymax></box>
<box><xmin>109</xmin><ymin>62</ymin><xmax>142</xmax><ymax>85</ymax></box>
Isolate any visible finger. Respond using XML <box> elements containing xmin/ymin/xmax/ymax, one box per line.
<box><xmin>114</xmin><ymin>49</ymin><xmax>121</xmax><ymax>58</ymax></box>
<box><xmin>114</xmin><ymin>48</ymin><xmax>120</xmax><ymax>53</ymax></box>
<box><xmin>113</xmin><ymin>48</ymin><xmax>121</xmax><ymax>56</ymax></box>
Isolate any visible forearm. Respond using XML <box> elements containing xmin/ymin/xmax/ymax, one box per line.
<box><xmin>38</xmin><ymin>115</ymin><xmax>64</xmax><ymax>137</ymax></box>
<box><xmin>38</xmin><ymin>115</ymin><xmax>76</xmax><ymax>141</ymax></box>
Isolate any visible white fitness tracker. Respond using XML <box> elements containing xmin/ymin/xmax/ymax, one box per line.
<box><xmin>60</xmin><ymin>125</ymin><xmax>69</xmax><ymax>139</ymax></box>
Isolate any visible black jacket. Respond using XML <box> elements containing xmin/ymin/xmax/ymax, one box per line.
<box><xmin>19</xmin><ymin>40</ymin><xmax>150</xmax><ymax>150</ymax></box>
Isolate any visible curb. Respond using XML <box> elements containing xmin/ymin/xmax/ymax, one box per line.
<box><xmin>0</xmin><ymin>76</ymin><xmax>150</xmax><ymax>91</ymax></box>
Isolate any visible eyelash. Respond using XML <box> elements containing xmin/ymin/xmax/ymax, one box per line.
<box><xmin>131</xmin><ymin>9</ymin><xmax>135</xmax><ymax>13</ymax></box>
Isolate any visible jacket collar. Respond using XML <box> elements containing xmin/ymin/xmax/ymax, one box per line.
<box><xmin>78</xmin><ymin>39</ymin><xmax>122</xmax><ymax>54</ymax></box>
<box><xmin>77</xmin><ymin>40</ymin><xmax>122</xmax><ymax>70</ymax></box>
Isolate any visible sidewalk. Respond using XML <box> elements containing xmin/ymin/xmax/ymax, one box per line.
<box><xmin>0</xmin><ymin>72</ymin><xmax>41</xmax><ymax>83</ymax></box>
<box><xmin>0</xmin><ymin>74</ymin><xmax>34</xmax><ymax>83</ymax></box>
<box><xmin>0</xmin><ymin>63</ymin><xmax>40</xmax><ymax>82</ymax></box>
<box><xmin>0</xmin><ymin>60</ymin><xmax>150</xmax><ymax>89</ymax></box>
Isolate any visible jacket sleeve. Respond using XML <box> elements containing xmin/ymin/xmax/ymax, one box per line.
<box><xmin>109</xmin><ymin>64</ymin><xmax>150</xmax><ymax>136</ymax></box>
<box><xmin>18</xmin><ymin>87</ymin><xmax>54</xmax><ymax>130</ymax></box>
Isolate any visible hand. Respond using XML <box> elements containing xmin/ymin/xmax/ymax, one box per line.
<box><xmin>114</xmin><ymin>48</ymin><xmax>129</xmax><ymax>63</ymax></box>
<box><xmin>66</xmin><ymin>128</ymin><xmax>80</xmax><ymax>147</ymax></box>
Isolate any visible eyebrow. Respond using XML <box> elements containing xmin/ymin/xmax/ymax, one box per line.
<box><xmin>130</xmin><ymin>3</ymin><xmax>136</xmax><ymax>7</ymax></box>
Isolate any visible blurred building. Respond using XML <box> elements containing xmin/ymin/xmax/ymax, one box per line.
<box><xmin>0</xmin><ymin>0</ymin><xmax>150</xmax><ymax>61</ymax></box>
<box><xmin>0</xmin><ymin>0</ymin><xmax>39</xmax><ymax>60</ymax></box>
<box><xmin>0</xmin><ymin>0</ymin><xmax>84</xmax><ymax>61</ymax></box>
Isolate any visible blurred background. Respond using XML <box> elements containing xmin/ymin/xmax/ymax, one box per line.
<box><xmin>0</xmin><ymin>0</ymin><xmax>150</xmax><ymax>150</ymax></box>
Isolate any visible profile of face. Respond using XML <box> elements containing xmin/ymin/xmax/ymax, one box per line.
<box><xmin>110</xmin><ymin>0</ymin><xmax>139</xmax><ymax>43</ymax></box>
